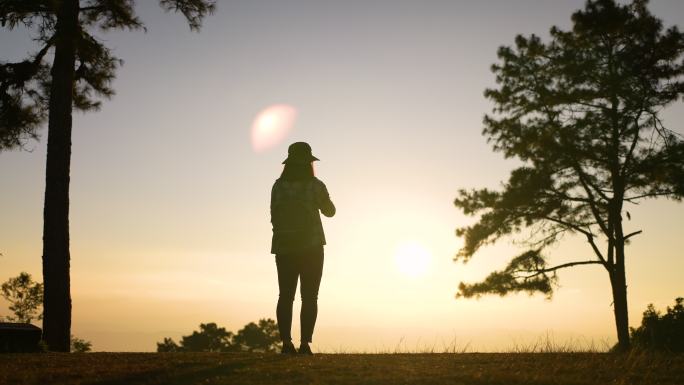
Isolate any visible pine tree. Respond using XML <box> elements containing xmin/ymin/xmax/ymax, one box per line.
<box><xmin>0</xmin><ymin>0</ymin><xmax>215</xmax><ymax>351</ymax></box>
<box><xmin>454</xmin><ymin>0</ymin><xmax>684</xmax><ymax>351</ymax></box>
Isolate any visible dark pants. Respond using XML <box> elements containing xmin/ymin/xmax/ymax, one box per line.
<box><xmin>275</xmin><ymin>246</ymin><xmax>324</xmax><ymax>343</ymax></box>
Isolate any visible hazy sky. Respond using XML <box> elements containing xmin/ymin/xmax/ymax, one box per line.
<box><xmin>1</xmin><ymin>0</ymin><xmax>683</xmax><ymax>352</ymax></box>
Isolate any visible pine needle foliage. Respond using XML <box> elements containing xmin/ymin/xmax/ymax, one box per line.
<box><xmin>0</xmin><ymin>0</ymin><xmax>216</xmax><ymax>150</ymax></box>
<box><xmin>454</xmin><ymin>0</ymin><xmax>684</xmax><ymax>350</ymax></box>
<box><xmin>1</xmin><ymin>0</ymin><xmax>215</xmax><ymax>351</ymax></box>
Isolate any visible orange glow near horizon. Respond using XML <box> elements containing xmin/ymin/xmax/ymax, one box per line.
<box><xmin>251</xmin><ymin>104</ymin><xmax>297</xmax><ymax>152</ymax></box>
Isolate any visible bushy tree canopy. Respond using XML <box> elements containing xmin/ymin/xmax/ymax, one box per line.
<box><xmin>1</xmin><ymin>272</ymin><xmax>43</xmax><ymax>323</ymax></box>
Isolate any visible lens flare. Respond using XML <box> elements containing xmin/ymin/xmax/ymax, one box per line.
<box><xmin>251</xmin><ymin>104</ymin><xmax>297</xmax><ymax>152</ymax></box>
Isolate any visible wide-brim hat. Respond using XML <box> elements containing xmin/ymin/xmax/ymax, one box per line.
<box><xmin>282</xmin><ymin>142</ymin><xmax>320</xmax><ymax>164</ymax></box>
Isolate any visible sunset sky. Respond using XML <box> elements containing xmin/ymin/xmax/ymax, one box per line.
<box><xmin>1</xmin><ymin>0</ymin><xmax>683</xmax><ymax>352</ymax></box>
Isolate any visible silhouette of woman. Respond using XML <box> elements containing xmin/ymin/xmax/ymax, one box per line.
<box><xmin>271</xmin><ymin>142</ymin><xmax>336</xmax><ymax>355</ymax></box>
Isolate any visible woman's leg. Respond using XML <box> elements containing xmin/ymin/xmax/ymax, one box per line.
<box><xmin>275</xmin><ymin>254</ymin><xmax>299</xmax><ymax>343</ymax></box>
<box><xmin>299</xmin><ymin>246</ymin><xmax>324</xmax><ymax>343</ymax></box>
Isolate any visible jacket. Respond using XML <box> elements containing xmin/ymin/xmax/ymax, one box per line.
<box><xmin>270</xmin><ymin>177</ymin><xmax>336</xmax><ymax>254</ymax></box>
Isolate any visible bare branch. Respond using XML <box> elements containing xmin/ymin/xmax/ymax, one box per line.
<box><xmin>542</xmin><ymin>216</ymin><xmax>592</xmax><ymax>237</ymax></box>
<box><xmin>586</xmin><ymin>234</ymin><xmax>607</xmax><ymax>265</ymax></box>
<box><xmin>624</xmin><ymin>191</ymin><xmax>676</xmax><ymax>201</ymax></box>
<box><xmin>515</xmin><ymin>260</ymin><xmax>604</xmax><ymax>278</ymax></box>
<box><xmin>621</xmin><ymin>110</ymin><xmax>644</xmax><ymax>177</ymax></box>
<box><xmin>624</xmin><ymin>230</ymin><xmax>642</xmax><ymax>240</ymax></box>
<box><xmin>571</xmin><ymin>163</ymin><xmax>611</xmax><ymax>236</ymax></box>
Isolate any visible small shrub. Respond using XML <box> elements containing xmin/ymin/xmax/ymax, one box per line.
<box><xmin>71</xmin><ymin>335</ymin><xmax>92</xmax><ymax>353</ymax></box>
<box><xmin>157</xmin><ymin>337</ymin><xmax>180</xmax><ymax>352</ymax></box>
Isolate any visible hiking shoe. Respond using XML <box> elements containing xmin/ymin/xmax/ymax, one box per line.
<box><xmin>281</xmin><ymin>342</ymin><xmax>297</xmax><ymax>355</ymax></box>
<box><xmin>298</xmin><ymin>343</ymin><xmax>313</xmax><ymax>356</ymax></box>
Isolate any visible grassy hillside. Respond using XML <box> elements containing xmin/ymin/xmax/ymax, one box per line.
<box><xmin>1</xmin><ymin>352</ymin><xmax>682</xmax><ymax>385</ymax></box>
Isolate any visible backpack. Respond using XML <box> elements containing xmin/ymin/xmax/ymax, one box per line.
<box><xmin>271</xmin><ymin>180</ymin><xmax>318</xmax><ymax>236</ymax></box>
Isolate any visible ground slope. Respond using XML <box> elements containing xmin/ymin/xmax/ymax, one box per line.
<box><xmin>1</xmin><ymin>352</ymin><xmax>683</xmax><ymax>385</ymax></box>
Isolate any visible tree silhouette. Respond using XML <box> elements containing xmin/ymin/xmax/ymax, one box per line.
<box><xmin>157</xmin><ymin>322</ymin><xmax>237</xmax><ymax>353</ymax></box>
<box><xmin>233</xmin><ymin>318</ymin><xmax>280</xmax><ymax>352</ymax></box>
<box><xmin>180</xmin><ymin>322</ymin><xmax>236</xmax><ymax>352</ymax></box>
<box><xmin>1</xmin><ymin>272</ymin><xmax>43</xmax><ymax>323</ymax></box>
<box><xmin>156</xmin><ymin>337</ymin><xmax>180</xmax><ymax>353</ymax></box>
<box><xmin>0</xmin><ymin>0</ymin><xmax>215</xmax><ymax>351</ymax></box>
<box><xmin>630</xmin><ymin>297</ymin><xmax>684</xmax><ymax>352</ymax></box>
<box><xmin>454</xmin><ymin>0</ymin><xmax>684</xmax><ymax>351</ymax></box>
<box><xmin>70</xmin><ymin>334</ymin><xmax>92</xmax><ymax>353</ymax></box>
<box><xmin>156</xmin><ymin>319</ymin><xmax>280</xmax><ymax>353</ymax></box>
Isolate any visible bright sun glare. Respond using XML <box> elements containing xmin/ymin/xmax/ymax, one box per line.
<box><xmin>394</xmin><ymin>241</ymin><xmax>432</xmax><ymax>278</ymax></box>
<box><xmin>251</xmin><ymin>104</ymin><xmax>297</xmax><ymax>152</ymax></box>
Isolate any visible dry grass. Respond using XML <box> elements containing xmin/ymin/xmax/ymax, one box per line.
<box><xmin>1</xmin><ymin>351</ymin><xmax>682</xmax><ymax>385</ymax></box>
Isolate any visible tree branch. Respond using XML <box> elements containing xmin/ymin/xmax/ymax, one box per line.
<box><xmin>571</xmin><ymin>163</ymin><xmax>611</xmax><ymax>237</ymax></box>
<box><xmin>515</xmin><ymin>260</ymin><xmax>604</xmax><ymax>278</ymax></box>
<box><xmin>585</xmin><ymin>234</ymin><xmax>607</xmax><ymax>265</ymax></box>
<box><xmin>624</xmin><ymin>191</ymin><xmax>676</xmax><ymax>201</ymax></box>
<box><xmin>78</xmin><ymin>6</ymin><xmax>104</xmax><ymax>12</ymax></box>
<box><xmin>542</xmin><ymin>216</ymin><xmax>592</xmax><ymax>237</ymax></box>
<box><xmin>0</xmin><ymin>38</ymin><xmax>53</xmax><ymax>96</ymax></box>
<box><xmin>621</xmin><ymin>110</ymin><xmax>644</xmax><ymax>177</ymax></box>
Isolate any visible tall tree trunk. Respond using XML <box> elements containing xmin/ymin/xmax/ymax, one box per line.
<box><xmin>609</xmin><ymin>241</ymin><xmax>630</xmax><ymax>351</ymax></box>
<box><xmin>607</xmin><ymin>91</ymin><xmax>630</xmax><ymax>351</ymax></box>
<box><xmin>42</xmin><ymin>0</ymin><xmax>79</xmax><ymax>352</ymax></box>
